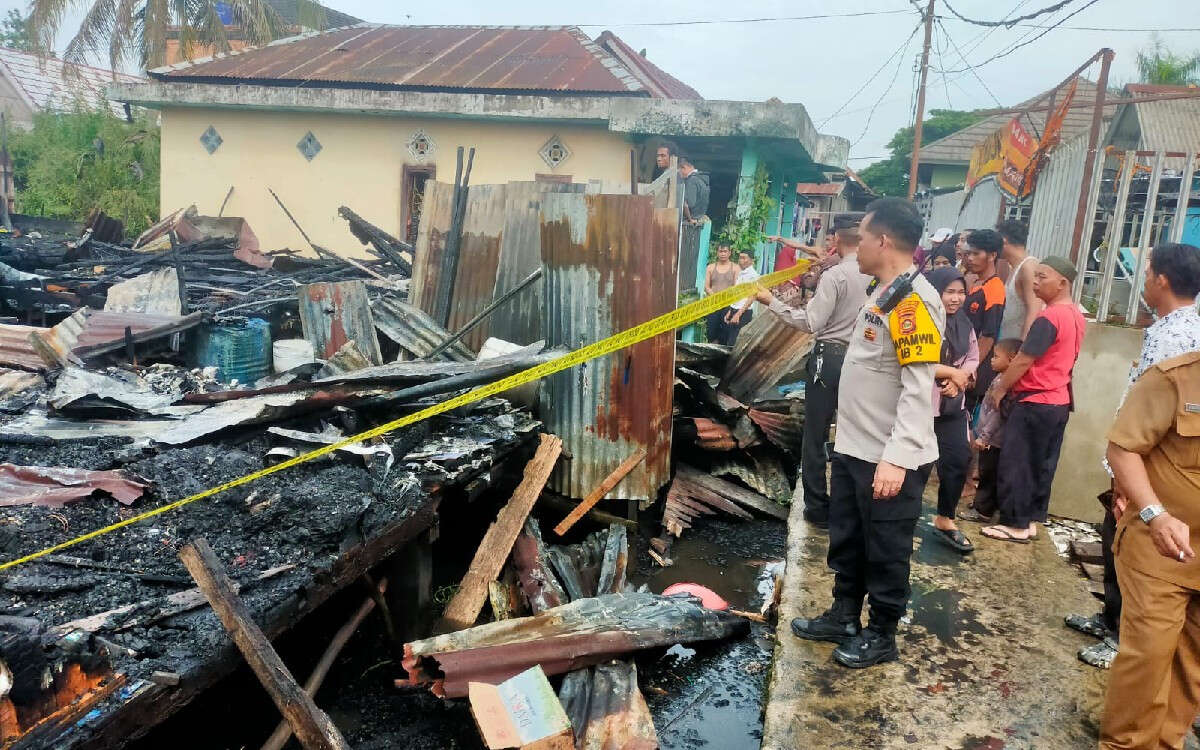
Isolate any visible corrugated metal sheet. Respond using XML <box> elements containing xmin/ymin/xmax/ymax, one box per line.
<box><xmin>371</xmin><ymin>296</ymin><xmax>474</xmax><ymax>361</ymax></box>
<box><xmin>955</xmin><ymin>178</ymin><xmax>1004</xmax><ymax>233</ymax></box>
<box><xmin>0</xmin><ymin>309</ymin><xmax>197</xmax><ymax>370</ymax></box>
<box><xmin>410</xmin><ymin>179</ymin><xmax>456</xmax><ymax>319</ymax></box>
<box><xmin>540</xmin><ymin>193</ymin><xmax>677</xmax><ymax>502</ymax></box>
<box><xmin>444</xmin><ymin>184</ymin><xmax>507</xmax><ymax>352</ymax></box>
<box><xmin>594</xmin><ymin>30</ymin><xmax>701</xmax><ymax>100</ymax></box>
<box><xmin>153</xmin><ymin>25</ymin><xmax>646</xmax><ymax>95</ymax></box>
<box><xmin>490</xmin><ymin>181</ymin><xmax>585</xmax><ymax>346</ymax></box>
<box><xmin>1027</xmin><ymin>131</ymin><xmax>1091</xmax><ymax>260</ymax></box>
<box><xmin>0</xmin><ymin>48</ymin><xmax>142</xmax><ymax>119</ymax></box>
<box><xmin>1126</xmin><ymin>85</ymin><xmax>1200</xmax><ymax>154</ymax></box>
<box><xmin>0</xmin><ymin>464</ymin><xmax>147</xmax><ymax>508</ymax></box>
<box><xmin>298</xmin><ymin>280</ymin><xmax>383</xmax><ymax>365</ymax></box>
<box><xmin>719</xmin><ymin>312</ymin><xmax>814</xmax><ymax>404</ymax></box>
<box><xmin>921</xmin><ymin>189</ymin><xmax>966</xmax><ymax>237</ymax></box>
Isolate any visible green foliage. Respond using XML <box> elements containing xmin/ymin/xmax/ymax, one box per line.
<box><xmin>716</xmin><ymin>163</ymin><xmax>774</xmax><ymax>258</ymax></box>
<box><xmin>0</xmin><ymin>9</ymin><xmax>39</xmax><ymax>52</ymax></box>
<box><xmin>858</xmin><ymin>108</ymin><xmax>987</xmax><ymax>196</ymax></box>
<box><xmin>9</xmin><ymin>109</ymin><xmax>160</xmax><ymax>235</ymax></box>
<box><xmin>1136</xmin><ymin>35</ymin><xmax>1200</xmax><ymax>85</ymax></box>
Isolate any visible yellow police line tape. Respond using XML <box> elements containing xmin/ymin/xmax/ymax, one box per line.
<box><xmin>0</xmin><ymin>261</ymin><xmax>811</xmax><ymax>572</ymax></box>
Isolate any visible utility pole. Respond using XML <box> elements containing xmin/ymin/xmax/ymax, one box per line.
<box><xmin>907</xmin><ymin>0</ymin><xmax>936</xmax><ymax>200</ymax></box>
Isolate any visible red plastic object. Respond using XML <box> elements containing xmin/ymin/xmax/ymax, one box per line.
<box><xmin>661</xmin><ymin>582</ymin><xmax>729</xmax><ymax>611</ymax></box>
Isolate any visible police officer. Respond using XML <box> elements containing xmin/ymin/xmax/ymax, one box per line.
<box><xmin>787</xmin><ymin>197</ymin><xmax>946</xmax><ymax>669</ymax></box>
<box><xmin>756</xmin><ymin>224</ymin><xmax>871</xmax><ymax>528</ymax></box>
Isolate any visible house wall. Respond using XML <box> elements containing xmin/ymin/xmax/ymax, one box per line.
<box><xmin>0</xmin><ymin>73</ymin><xmax>33</xmax><ymax>130</ymax></box>
<box><xmin>159</xmin><ymin>106</ymin><xmax>634</xmax><ymax>255</ymax></box>
<box><xmin>930</xmin><ymin>163</ymin><xmax>967</xmax><ymax>189</ymax></box>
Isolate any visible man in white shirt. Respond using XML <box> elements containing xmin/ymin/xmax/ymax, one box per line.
<box><xmin>722</xmin><ymin>251</ymin><xmax>760</xmax><ymax>346</ymax></box>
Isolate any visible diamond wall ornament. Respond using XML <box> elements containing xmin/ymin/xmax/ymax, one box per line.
<box><xmin>538</xmin><ymin>135</ymin><xmax>571</xmax><ymax>169</ymax></box>
<box><xmin>297</xmin><ymin>131</ymin><xmax>322</xmax><ymax>161</ymax></box>
<box><xmin>200</xmin><ymin>125</ymin><xmax>222</xmax><ymax>154</ymax></box>
<box><xmin>407</xmin><ymin>129</ymin><xmax>435</xmax><ymax>160</ymax></box>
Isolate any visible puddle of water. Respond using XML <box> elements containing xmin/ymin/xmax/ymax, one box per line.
<box><xmin>637</xmin><ymin>536</ymin><xmax>768</xmax><ymax>610</ymax></box>
<box><xmin>914</xmin><ymin>510</ymin><xmax>971</xmax><ymax>567</ymax></box>
<box><xmin>905</xmin><ymin>581</ymin><xmax>992</xmax><ymax>646</ymax></box>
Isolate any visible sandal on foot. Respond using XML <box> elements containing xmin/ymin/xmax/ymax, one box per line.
<box><xmin>1078</xmin><ymin>637</ymin><xmax>1119</xmax><ymax>669</ymax></box>
<box><xmin>958</xmin><ymin>507</ymin><xmax>992</xmax><ymax>523</ymax></box>
<box><xmin>981</xmin><ymin>526</ymin><xmax>1031</xmax><ymax>544</ymax></box>
<box><xmin>1065</xmin><ymin>613</ymin><xmax>1109</xmax><ymax>640</ymax></box>
<box><xmin>933</xmin><ymin>527</ymin><xmax>974</xmax><ymax>553</ymax></box>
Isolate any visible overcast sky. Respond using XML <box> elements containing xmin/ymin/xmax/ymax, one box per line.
<box><xmin>18</xmin><ymin>0</ymin><xmax>1200</xmax><ymax>166</ymax></box>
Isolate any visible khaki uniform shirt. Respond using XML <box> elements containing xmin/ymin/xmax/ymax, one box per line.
<box><xmin>767</xmin><ymin>253</ymin><xmax>871</xmax><ymax>345</ymax></box>
<box><xmin>1111</xmin><ymin>351</ymin><xmax>1200</xmax><ymax>589</ymax></box>
<box><xmin>833</xmin><ymin>266</ymin><xmax>945</xmax><ymax>470</ymax></box>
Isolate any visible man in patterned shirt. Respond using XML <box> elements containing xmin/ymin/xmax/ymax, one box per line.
<box><xmin>1067</xmin><ymin>242</ymin><xmax>1200</xmax><ymax>668</ymax></box>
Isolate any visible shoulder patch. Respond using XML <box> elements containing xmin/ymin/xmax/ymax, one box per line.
<box><xmin>890</xmin><ymin>293</ymin><xmax>941</xmax><ymax>366</ymax></box>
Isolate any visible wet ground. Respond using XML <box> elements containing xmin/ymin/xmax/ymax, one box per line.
<box><xmin>122</xmin><ymin>509</ymin><xmax>786</xmax><ymax>749</ymax></box>
<box><xmin>763</xmin><ymin>495</ymin><xmax>1109</xmax><ymax>750</ymax></box>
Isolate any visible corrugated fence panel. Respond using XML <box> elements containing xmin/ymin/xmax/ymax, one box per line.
<box><xmin>955</xmin><ymin>179</ymin><xmax>1004</xmax><ymax>233</ymax></box>
<box><xmin>540</xmin><ymin>193</ymin><xmax>677</xmax><ymax>502</ymax></box>
<box><xmin>928</xmin><ymin>190</ymin><xmax>966</xmax><ymax>235</ymax></box>
<box><xmin>490</xmin><ymin>181</ymin><xmax>586</xmax><ymax>347</ymax></box>
<box><xmin>1027</xmin><ymin>131</ymin><xmax>1090</xmax><ymax>260</ymax></box>
<box><xmin>446</xmin><ymin>184</ymin><xmax>508</xmax><ymax>352</ymax></box>
<box><xmin>410</xmin><ymin>180</ymin><xmax>455</xmax><ymax>318</ymax></box>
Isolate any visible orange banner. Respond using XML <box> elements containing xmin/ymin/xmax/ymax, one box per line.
<box><xmin>967</xmin><ymin>117</ymin><xmax>1036</xmax><ymax>197</ymax></box>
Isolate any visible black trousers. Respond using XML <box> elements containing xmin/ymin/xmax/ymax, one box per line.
<box><xmin>921</xmin><ymin>408</ymin><xmax>970</xmax><ymax>519</ymax></box>
<box><xmin>997</xmin><ymin>401</ymin><xmax>1070</xmax><ymax>528</ymax></box>
<box><xmin>973</xmin><ymin>447</ymin><xmax>1000</xmax><ymax>517</ymax></box>
<box><xmin>1101</xmin><ymin>499</ymin><xmax>1122</xmax><ymax>633</ymax></box>
<box><xmin>705</xmin><ymin>311</ymin><xmax>725</xmax><ymax>344</ymax></box>
<box><xmin>721</xmin><ymin>309</ymin><xmax>752</xmax><ymax>346</ymax></box>
<box><xmin>828</xmin><ymin>453</ymin><xmax>929</xmax><ymax>630</ymax></box>
<box><xmin>800</xmin><ymin>343</ymin><xmax>845</xmax><ymax>522</ymax></box>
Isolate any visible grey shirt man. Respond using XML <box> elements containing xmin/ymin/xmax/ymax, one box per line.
<box><xmin>767</xmin><ymin>253</ymin><xmax>871</xmax><ymax>344</ymax></box>
<box><xmin>834</xmin><ymin>267</ymin><xmax>945</xmax><ymax>470</ymax></box>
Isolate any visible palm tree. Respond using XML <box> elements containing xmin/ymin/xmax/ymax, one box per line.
<box><xmin>28</xmin><ymin>0</ymin><xmax>325</xmax><ymax>71</ymax></box>
<box><xmin>1136</xmin><ymin>35</ymin><xmax>1200</xmax><ymax>86</ymax></box>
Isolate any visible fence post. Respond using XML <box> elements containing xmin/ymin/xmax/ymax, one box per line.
<box><xmin>1168</xmin><ymin>152</ymin><xmax>1196</xmax><ymax>244</ymax></box>
<box><xmin>1095</xmin><ymin>152</ymin><xmax>1136</xmax><ymax>322</ymax></box>
<box><xmin>1126</xmin><ymin>152</ymin><xmax>1166</xmax><ymax>325</ymax></box>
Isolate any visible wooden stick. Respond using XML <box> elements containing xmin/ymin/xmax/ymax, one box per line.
<box><xmin>260</xmin><ymin>581</ymin><xmax>384</xmax><ymax>750</ymax></box>
<box><xmin>179</xmin><ymin>539</ymin><xmax>350</xmax><ymax>750</ymax></box>
<box><xmin>554</xmin><ymin>449</ymin><xmax>647</xmax><ymax>536</ymax></box>
<box><xmin>437</xmin><ymin>434</ymin><xmax>563</xmax><ymax>632</ymax></box>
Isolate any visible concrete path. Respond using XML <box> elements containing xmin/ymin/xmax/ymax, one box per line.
<box><xmin>763</xmin><ymin>496</ymin><xmax>1108</xmax><ymax>749</ymax></box>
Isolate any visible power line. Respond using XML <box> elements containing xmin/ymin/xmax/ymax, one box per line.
<box><xmin>940</xmin><ymin>0</ymin><xmax>1078</xmax><ymax>27</ymax></box>
<box><xmin>818</xmin><ymin>21</ymin><xmax>923</xmax><ymax>129</ymax></box>
<box><xmin>854</xmin><ymin>27</ymin><xmax>919</xmax><ymax>147</ymax></box>
<box><xmin>574</xmin><ymin>9</ymin><xmax>914</xmax><ymax>27</ymax></box>
<box><xmin>934</xmin><ymin>23</ymin><xmax>954</xmax><ymax>108</ymax></box>
<box><xmin>937</xmin><ymin>19</ymin><xmax>1003</xmax><ymax>106</ymax></box>
<box><xmin>936</xmin><ymin>0</ymin><xmax>1102</xmax><ymax>73</ymax></box>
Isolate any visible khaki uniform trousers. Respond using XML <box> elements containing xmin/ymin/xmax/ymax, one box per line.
<box><xmin>1101</xmin><ymin>559</ymin><xmax>1200</xmax><ymax>749</ymax></box>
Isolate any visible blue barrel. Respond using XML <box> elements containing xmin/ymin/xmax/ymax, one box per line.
<box><xmin>192</xmin><ymin>317</ymin><xmax>273</xmax><ymax>385</ymax></box>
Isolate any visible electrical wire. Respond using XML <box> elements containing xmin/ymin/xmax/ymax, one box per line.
<box><xmin>818</xmin><ymin>20</ymin><xmax>923</xmax><ymax>129</ymax></box>
<box><xmin>941</xmin><ymin>0</ymin><xmax>1078</xmax><ymax>27</ymax></box>
<box><xmin>574</xmin><ymin>9</ymin><xmax>914</xmax><ymax>27</ymax></box>
<box><xmin>934</xmin><ymin>22</ymin><xmax>954</xmax><ymax>108</ymax></box>
<box><xmin>937</xmin><ymin>19</ymin><xmax>1003</xmax><ymax>106</ymax></box>
<box><xmin>854</xmin><ymin>29</ymin><xmax>919</xmax><ymax>147</ymax></box>
<box><xmin>935</xmin><ymin>0</ymin><xmax>1102</xmax><ymax>73</ymax></box>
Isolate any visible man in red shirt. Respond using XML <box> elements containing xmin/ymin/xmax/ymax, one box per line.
<box><xmin>982</xmin><ymin>256</ymin><xmax>1086</xmax><ymax>543</ymax></box>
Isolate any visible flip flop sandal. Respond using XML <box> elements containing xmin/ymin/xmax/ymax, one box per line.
<box><xmin>934</xmin><ymin>527</ymin><xmax>974</xmax><ymax>553</ymax></box>
<box><xmin>981</xmin><ymin>526</ymin><xmax>1031</xmax><ymax>544</ymax></box>
<box><xmin>1065</xmin><ymin>613</ymin><xmax>1109</xmax><ymax>639</ymax></box>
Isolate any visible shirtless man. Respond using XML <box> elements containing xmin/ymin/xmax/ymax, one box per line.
<box><xmin>996</xmin><ymin>220</ymin><xmax>1043</xmax><ymax>339</ymax></box>
<box><xmin>704</xmin><ymin>243</ymin><xmax>738</xmax><ymax>343</ymax></box>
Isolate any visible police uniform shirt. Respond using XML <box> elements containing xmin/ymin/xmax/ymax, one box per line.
<box><xmin>833</xmin><ymin>266</ymin><xmax>946</xmax><ymax>470</ymax></box>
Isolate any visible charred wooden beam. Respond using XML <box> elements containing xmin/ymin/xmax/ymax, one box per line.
<box><xmin>510</xmin><ymin>518</ymin><xmax>568</xmax><ymax>614</ymax></box>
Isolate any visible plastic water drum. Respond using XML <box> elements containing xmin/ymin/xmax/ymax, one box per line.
<box><xmin>272</xmin><ymin>339</ymin><xmax>315</xmax><ymax>373</ymax></box>
<box><xmin>193</xmin><ymin>318</ymin><xmax>272</xmax><ymax>385</ymax></box>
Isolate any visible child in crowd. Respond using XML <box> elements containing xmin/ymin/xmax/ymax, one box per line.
<box><xmin>960</xmin><ymin>338</ymin><xmax>1023</xmax><ymax>522</ymax></box>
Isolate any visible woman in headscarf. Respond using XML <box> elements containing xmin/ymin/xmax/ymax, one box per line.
<box><xmin>923</xmin><ymin>266</ymin><xmax>980</xmax><ymax>553</ymax></box>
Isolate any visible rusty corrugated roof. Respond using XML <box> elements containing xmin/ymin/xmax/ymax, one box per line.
<box><xmin>151</xmin><ymin>25</ymin><xmax>650</xmax><ymax>95</ymax></box>
<box><xmin>594</xmin><ymin>30</ymin><xmax>701</xmax><ymax>100</ymax></box>
<box><xmin>0</xmin><ymin>309</ymin><xmax>197</xmax><ymax>371</ymax></box>
<box><xmin>719</xmin><ymin>312</ymin><xmax>814</xmax><ymax>404</ymax></box>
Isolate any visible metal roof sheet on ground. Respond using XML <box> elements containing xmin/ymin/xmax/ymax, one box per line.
<box><xmin>919</xmin><ymin>78</ymin><xmax>1116</xmax><ymax>166</ymax></box>
<box><xmin>371</xmin><ymin>296</ymin><xmax>474</xmax><ymax>362</ymax></box>
<box><xmin>151</xmin><ymin>25</ymin><xmax>648</xmax><ymax>95</ymax></box>
<box><xmin>0</xmin><ymin>47</ymin><xmax>142</xmax><ymax>118</ymax></box>
<box><xmin>719</xmin><ymin>312</ymin><xmax>814</xmax><ymax>404</ymax></box>
<box><xmin>0</xmin><ymin>309</ymin><xmax>195</xmax><ymax>371</ymax></box>
<box><xmin>539</xmin><ymin>193</ymin><xmax>677</xmax><ymax>503</ymax></box>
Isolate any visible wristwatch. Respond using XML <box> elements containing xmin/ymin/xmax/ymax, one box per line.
<box><xmin>1140</xmin><ymin>504</ymin><xmax>1167</xmax><ymax>524</ymax></box>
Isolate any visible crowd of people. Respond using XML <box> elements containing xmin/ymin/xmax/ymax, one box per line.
<box><xmin>709</xmin><ymin>194</ymin><xmax>1200</xmax><ymax>748</ymax></box>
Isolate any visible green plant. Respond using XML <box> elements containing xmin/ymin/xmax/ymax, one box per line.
<box><xmin>9</xmin><ymin>108</ymin><xmax>160</xmax><ymax>235</ymax></box>
<box><xmin>1136</xmin><ymin>35</ymin><xmax>1200</xmax><ymax>86</ymax></box>
<box><xmin>716</xmin><ymin>163</ymin><xmax>774</xmax><ymax>260</ymax></box>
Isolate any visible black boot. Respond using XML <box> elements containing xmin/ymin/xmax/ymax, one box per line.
<box><xmin>832</xmin><ymin>625</ymin><xmax>899</xmax><ymax>669</ymax></box>
<box><xmin>790</xmin><ymin>599</ymin><xmax>861</xmax><ymax>645</ymax></box>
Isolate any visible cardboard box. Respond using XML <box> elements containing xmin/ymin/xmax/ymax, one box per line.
<box><xmin>468</xmin><ymin>666</ymin><xmax>575</xmax><ymax>750</ymax></box>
